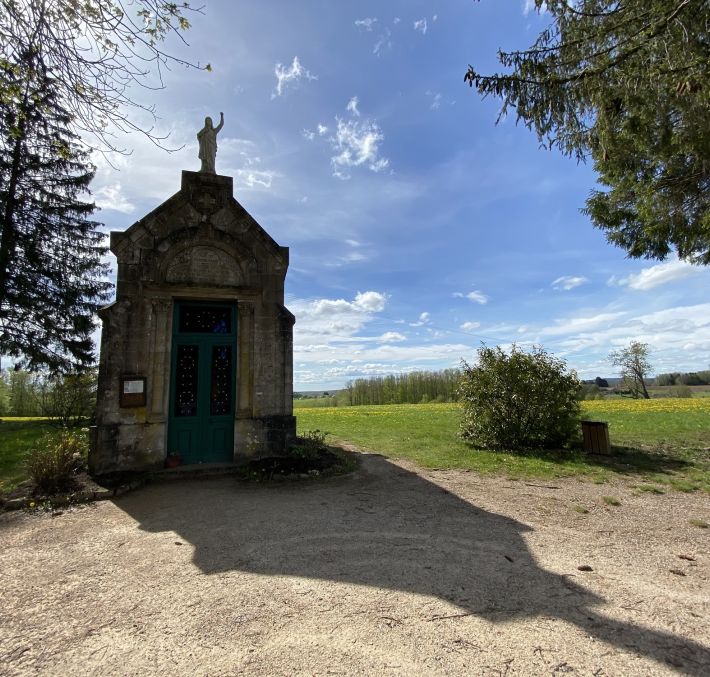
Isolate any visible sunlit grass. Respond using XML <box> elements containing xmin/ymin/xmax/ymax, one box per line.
<box><xmin>296</xmin><ymin>400</ymin><xmax>710</xmax><ymax>491</ymax></box>
<box><xmin>0</xmin><ymin>419</ymin><xmax>55</xmax><ymax>493</ymax></box>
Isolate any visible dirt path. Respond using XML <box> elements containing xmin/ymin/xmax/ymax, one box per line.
<box><xmin>1</xmin><ymin>451</ymin><xmax>708</xmax><ymax>676</ymax></box>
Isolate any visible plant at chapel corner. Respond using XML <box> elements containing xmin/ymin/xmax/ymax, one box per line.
<box><xmin>458</xmin><ymin>345</ymin><xmax>581</xmax><ymax>451</ymax></box>
<box><xmin>465</xmin><ymin>1</ymin><xmax>710</xmax><ymax>264</ymax></box>
<box><xmin>26</xmin><ymin>428</ymin><xmax>88</xmax><ymax>494</ymax></box>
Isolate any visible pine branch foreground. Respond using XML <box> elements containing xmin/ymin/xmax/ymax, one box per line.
<box><xmin>466</xmin><ymin>0</ymin><xmax>710</xmax><ymax>264</ymax></box>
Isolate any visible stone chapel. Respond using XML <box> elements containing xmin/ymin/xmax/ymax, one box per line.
<box><xmin>90</xmin><ymin>121</ymin><xmax>295</xmax><ymax>474</ymax></box>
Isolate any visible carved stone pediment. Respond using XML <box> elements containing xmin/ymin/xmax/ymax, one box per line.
<box><xmin>165</xmin><ymin>246</ymin><xmax>241</xmax><ymax>286</ymax></box>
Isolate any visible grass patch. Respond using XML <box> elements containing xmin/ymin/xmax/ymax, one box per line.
<box><xmin>296</xmin><ymin>400</ymin><xmax>710</xmax><ymax>491</ymax></box>
<box><xmin>0</xmin><ymin>418</ymin><xmax>55</xmax><ymax>494</ymax></box>
<box><xmin>668</xmin><ymin>478</ymin><xmax>698</xmax><ymax>493</ymax></box>
<box><xmin>572</xmin><ymin>504</ymin><xmax>589</xmax><ymax>514</ymax></box>
<box><xmin>634</xmin><ymin>484</ymin><xmax>665</xmax><ymax>495</ymax></box>
<box><xmin>601</xmin><ymin>495</ymin><xmax>622</xmax><ymax>506</ymax></box>
<box><xmin>689</xmin><ymin>518</ymin><xmax>708</xmax><ymax>529</ymax></box>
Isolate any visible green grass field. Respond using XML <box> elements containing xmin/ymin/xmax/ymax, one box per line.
<box><xmin>296</xmin><ymin>400</ymin><xmax>710</xmax><ymax>492</ymax></box>
<box><xmin>0</xmin><ymin>419</ymin><xmax>56</xmax><ymax>494</ymax></box>
<box><xmin>3</xmin><ymin>399</ymin><xmax>708</xmax><ymax>495</ymax></box>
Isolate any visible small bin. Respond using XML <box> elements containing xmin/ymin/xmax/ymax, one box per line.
<box><xmin>581</xmin><ymin>420</ymin><xmax>610</xmax><ymax>455</ymax></box>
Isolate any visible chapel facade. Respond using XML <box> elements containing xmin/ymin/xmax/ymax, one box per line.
<box><xmin>89</xmin><ymin>169</ymin><xmax>296</xmax><ymax>474</ymax></box>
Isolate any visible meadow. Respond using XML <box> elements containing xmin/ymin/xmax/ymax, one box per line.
<box><xmin>296</xmin><ymin>399</ymin><xmax>710</xmax><ymax>492</ymax></box>
<box><xmin>2</xmin><ymin>398</ymin><xmax>708</xmax><ymax>495</ymax></box>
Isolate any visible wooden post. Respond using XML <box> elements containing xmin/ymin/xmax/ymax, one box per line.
<box><xmin>581</xmin><ymin>420</ymin><xmax>611</xmax><ymax>455</ymax></box>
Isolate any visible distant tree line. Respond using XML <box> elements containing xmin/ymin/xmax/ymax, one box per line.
<box><xmin>656</xmin><ymin>370</ymin><xmax>710</xmax><ymax>386</ymax></box>
<box><xmin>0</xmin><ymin>369</ymin><xmax>96</xmax><ymax>425</ymax></box>
<box><xmin>342</xmin><ymin>370</ymin><xmax>461</xmax><ymax>406</ymax></box>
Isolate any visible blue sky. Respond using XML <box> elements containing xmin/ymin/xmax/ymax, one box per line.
<box><xmin>92</xmin><ymin>0</ymin><xmax>710</xmax><ymax>390</ymax></box>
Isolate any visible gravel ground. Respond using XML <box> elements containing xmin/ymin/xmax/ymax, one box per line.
<box><xmin>1</xmin><ymin>450</ymin><xmax>708</xmax><ymax>676</ymax></box>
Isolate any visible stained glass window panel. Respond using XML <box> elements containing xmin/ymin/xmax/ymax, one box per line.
<box><xmin>210</xmin><ymin>345</ymin><xmax>232</xmax><ymax>416</ymax></box>
<box><xmin>174</xmin><ymin>345</ymin><xmax>199</xmax><ymax>417</ymax></box>
<box><xmin>179</xmin><ymin>305</ymin><xmax>231</xmax><ymax>334</ymax></box>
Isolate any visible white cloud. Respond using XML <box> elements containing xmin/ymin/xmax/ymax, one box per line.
<box><xmin>355</xmin><ymin>17</ymin><xmax>392</xmax><ymax>56</ymax></box>
<box><xmin>234</xmin><ymin>169</ymin><xmax>275</xmax><ymax>189</ymax></box>
<box><xmin>460</xmin><ymin>322</ymin><xmax>481</xmax><ymax>332</ymax></box>
<box><xmin>373</xmin><ymin>28</ymin><xmax>392</xmax><ymax>56</ymax></box>
<box><xmin>409</xmin><ymin>311</ymin><xmax>431</xmax><ymax>327</ymax></box>
<box><xmin>552</xmin><ymin>275</ymin><xmax>589</xmax><ymax>291</ymax></box>
<box><xmin>93</xmin><ymin>183</ymin><xmax>135</xmax><ymax>214</ymax></box>
<box><xmin>432</xmin><ymin>14</ymin><xmax>438</xmax><ymax>22</ymax></box>
<box><xmin>413</xmin><ymin>19</ymin><xmax>428</xmax><ymax>34</ymax></box>
<box><xmin>610</xmin><ymin>257</ymin><xmax>703</xmax><ymax>291</ymax></box>
<box><xmin>317</xmin><ymin>124</ymin><xmax>329</xmax><ymax>136</ymax></box>
<box><xmin>346</xmin><ymin>96</ymin><xmax>361</xmax><ymax>117</ymax></box>
<box><xmin>325</xmin><ymin>250</ymin><xmax>368</xmax><ymax>267</ymax></box>
<box><xmin>536</xmin><ymin>304</ymin><xmax>710</xmax><ymax>376</ymax></box>
<box><xmin>345</xmin><ymin>239</ymin><xmax>361</xmax><ymax>247</ymax></box>
<box><xmin>355</xmin><ymin>17</ymin><xmax>377</xmax><ymax>31</ymax></box>
<box><xmin>291</xmin><ymin>291</ymin><xmax>387</xmax><ymax>343</ymax></box>
<box><xmin>353</xmin><ymin>290</ymin><xmax>387</xmax><ymax>312</ymax></box>
<box><xmin>540</xmin><ymin>311</ymin><xmax>627</xmax><ymax>337</ymax></box>
<box><xmin>377</xmin><ymin>331</ymin><xmax>406</xmax><ymax>343</ymax></box>
<box><xmin>393</xmin><ymin>17</ymin><xmax>401</xmax><ymax>25</ymax></box>
<box><xmin>455</xmin><ymin>290</ymin><xmax>488</xmax><ymax>304</ymax></box>
<box><xmin>426</xmin><ymin>91</ymin><xmax>442</xmax><ymax>110</ymax></box>
<box><xmin>302</xmin><ymin>129</ymin><xmax>315</xmax><ymax>141</ymax></box>
<box><xmin>294</xmin><ymin>342</ymin><xmax>473</xmax><ymax>384</ymax></box>
<box><xmin>272</xmin><ymin>56</ymin><xmax>317</xmax><ymax>98</ymax></box>
<box><xmin>330</xmin><ymin>117</ymin><xmax>389</xmax><ymax>179</ymax></box>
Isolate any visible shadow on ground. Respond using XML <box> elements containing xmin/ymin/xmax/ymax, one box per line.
<box><xmin>117</xmin><ymin>451</ymin><xmax>708</xmax><ymax>674</ymax></box>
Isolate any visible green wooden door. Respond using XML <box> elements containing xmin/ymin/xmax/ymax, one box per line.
<box><xmin>168</xmin><ymin>302</ymin><xmax>237</xmax><ymax>464</ymax></box>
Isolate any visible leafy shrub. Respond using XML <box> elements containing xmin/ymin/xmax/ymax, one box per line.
<box><xmin>39</xmin><ymin>371</ymin><xmax>97</xmax><ymax>427</ymax></box>
<box><xmin>458</xmin><ymin>345</ymin><xmax>581</xmax><ymax>451</ymax></box>
<box><xmin>26</xmin><ymin>429</ymin><xmax>88</xmax><ymax>494</ymax></box>
<box><xmin>291</xmin><ymin>429</ymin><xmax>329</xmax><ymax>461</ymax></box>
<box><xmin>669</xmin><ymin>385</ymin><xmax>693</xmax><ymax>398</ymax></box>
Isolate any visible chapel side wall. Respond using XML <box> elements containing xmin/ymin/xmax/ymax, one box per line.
<box><xmin>90</xmin><ymin>263</ymin><xmax>170</xmax><ymax>474</ymax></box>
<box><xmin>233</xmin><ymin>265</ymin><xmax>295</xmax><ymax>458</ymax></box>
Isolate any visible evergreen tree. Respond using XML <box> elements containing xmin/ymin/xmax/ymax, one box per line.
<box><xmin>466</xmin><ymin>1</ymin><xmax>710</xmax><ymax>264</ymax></box>
<box><xmin>0</xmin><ymin>44</ymin><xmax>110</xmax><ymax>371</ymax></box>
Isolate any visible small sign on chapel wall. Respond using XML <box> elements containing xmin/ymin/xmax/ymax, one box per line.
<box><xmin>120</xmin><ymin>376</ymin><xmax>147</xmax><ymax>408</ymax></box>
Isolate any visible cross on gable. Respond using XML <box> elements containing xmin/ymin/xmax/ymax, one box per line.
<box><xmin>196</xmin><ymin>192</ymin><xmax>218</xmax><ymax>209</ymax></box>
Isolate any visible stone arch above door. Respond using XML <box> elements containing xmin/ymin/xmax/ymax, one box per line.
<box><xmin>161</xmin><ymin>243</ymin><xmax>254</xmax><ymax>287</ymax></box>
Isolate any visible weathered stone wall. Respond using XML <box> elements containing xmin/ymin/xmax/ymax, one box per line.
<box><xmin>90</xmin><ymin>171</ymin><xmax>295</xmax><ymax>475</ymax></box>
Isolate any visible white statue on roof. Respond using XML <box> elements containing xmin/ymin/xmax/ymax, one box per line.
<box><xmin>197</xmin><ymin>112</ymin><xmax>224</xmax><ymax>174</ymax></box>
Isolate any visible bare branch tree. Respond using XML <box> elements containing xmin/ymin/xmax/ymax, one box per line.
<box><xmin>0</xmin><ymin>0</ymin><xmax>208</xmax><ymax>154</ymax></box>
